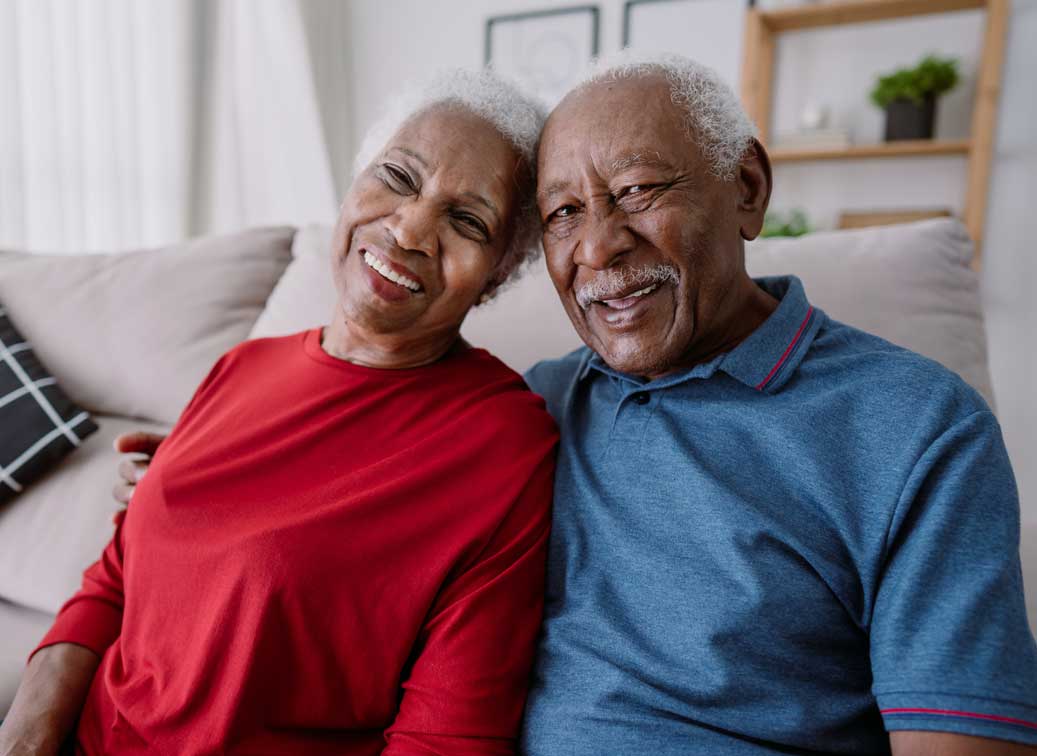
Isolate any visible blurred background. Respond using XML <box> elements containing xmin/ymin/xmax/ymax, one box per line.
<box><xmin>0</xmin><ymin>1</ymin><xmax>1033</xmax><ymax>523</ymax></box>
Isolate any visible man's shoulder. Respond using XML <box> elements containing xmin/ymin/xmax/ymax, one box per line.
<box><xmin>805</xmin><ymin>314</ymin><xmax>992</xmax><ymax>423</ymax></box>
<box><xmin>524</xmin><ymin>347</ymin><xmax>593</xmax><ymax>400</ymax></box>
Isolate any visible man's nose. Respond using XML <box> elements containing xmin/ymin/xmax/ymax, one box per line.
<box><xmin>572</xmin><ymin>207</ymin><xmax>635</xmax><ymax>270</ymax></box>
<box><xmin>386</xmin><ymin>200</ymin><xmax>438</xmax><ymax>257</ymax></box>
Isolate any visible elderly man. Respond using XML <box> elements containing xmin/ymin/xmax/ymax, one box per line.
<box><xmin>518</xmin><ymin>53</ymin><xmax>1037</xmax><ymax>755</ymax></box>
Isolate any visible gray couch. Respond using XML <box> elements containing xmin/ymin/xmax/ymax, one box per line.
<box><xmin>1</xmin><ymin>219</ymin><xmax>1033</xmax><ymax>716</ymax></box>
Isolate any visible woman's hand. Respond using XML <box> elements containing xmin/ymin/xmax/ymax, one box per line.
<box><xmin>111</xmin><ymin>432</ymin><xmax>166</xmax><ymax>516</ymax></box>
<box><xmin>0</xmin><ymin>644</ymin><xmax>100</xmax><ymax>756</ymax></box>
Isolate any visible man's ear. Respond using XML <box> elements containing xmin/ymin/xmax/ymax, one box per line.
<box><xmin>736</xmin><ymin>138</ymin><xmax>772</xmax><ymax>241</ymax></box>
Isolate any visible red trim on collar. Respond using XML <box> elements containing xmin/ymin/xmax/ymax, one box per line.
<box><xmin>881</xmin><ymin>707</ymin><xmax>1037</xmax><ymax>731</ymax></box>
<box><xmin>755</xmin><ymin>307</ymin><xmax>814</xmax><ymax>391</ymax></box>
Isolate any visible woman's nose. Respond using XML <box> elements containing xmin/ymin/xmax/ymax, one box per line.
<box><xmin>386</xmin><ymin>200</ymin><xmax>438</xmax><ymax>257</ymax></box>
<box><xmin>573</xmin><ymin>207</ymin><xmax>635</xmax><ymax>270</ymax></box>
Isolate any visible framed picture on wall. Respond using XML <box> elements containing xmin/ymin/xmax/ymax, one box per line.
<box><xmin>484</xmin><ymin>6</ymin><xmax>601</xmax><ymax>106</ymax></box>
<box><xmin>622</xmin><ymin>0</ymin><xmax>747</xmax><ymax>88</ymax></box>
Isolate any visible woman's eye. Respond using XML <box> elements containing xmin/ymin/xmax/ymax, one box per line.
<box><xmin>381</xmin><ymin>164</ymin><xmax>415</xmax><ymax>193</ymax></box>
<box><xmin>452</xmin><ymin>213</ymin><xmax>489</xmax><ymax>241</ymax></box>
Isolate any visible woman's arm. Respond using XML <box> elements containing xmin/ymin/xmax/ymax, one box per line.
<box><xmin>0</xmin><ymin>643</ymin><xmax>99</xmax><ymax>756</ymax></box>
<box><xmin>383</xmin><ymin>451</ymin><xmax>556</xmax><ymax>755</ymax></box>
<box><xmin>2</xmin><ymin>499</ymin><xmax>133</xmax><ymax>754</ymax></box>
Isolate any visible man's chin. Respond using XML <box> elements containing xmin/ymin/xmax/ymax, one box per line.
<box><xmin>586</xmin><ymin>329</ymin><xmax>671</xmax><ymax>379</ymax></box>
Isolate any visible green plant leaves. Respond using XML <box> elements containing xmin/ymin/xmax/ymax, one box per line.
<box><xmin>869</xmin><ymin>55</ymin><xmax>960</xmax><ymax>108</ymax></box>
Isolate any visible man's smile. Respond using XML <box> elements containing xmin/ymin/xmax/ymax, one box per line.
<box><xmin>597</xmin><ymin>282</ymin><xmax>661</xmax><ymax>309</ymax></box>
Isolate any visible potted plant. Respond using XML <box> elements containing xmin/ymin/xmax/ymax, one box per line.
<box><xmin>869</xmin><ymin>55</ymin><xmax>960</xmax><ymax>141</ymax></box>
<box><xmin>761</xmin><ymin>209</ymin><xmax>810</xmax><ymax>238</ymax></box>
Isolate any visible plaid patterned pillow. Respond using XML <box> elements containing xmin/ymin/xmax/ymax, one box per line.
<box><xmin>0</xmin><ymin>304</ymin><xmax>98</xmax><ymax>503</ymax></box>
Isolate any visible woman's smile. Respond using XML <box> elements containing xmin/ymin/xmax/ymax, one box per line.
<box><xmin>361</xmin><ymin>248</ymin><xmax>423</xmax><ymax>293</ymax></box>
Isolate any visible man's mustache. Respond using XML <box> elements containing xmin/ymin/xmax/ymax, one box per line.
<box><xmin>576</xmin><ymin>265</ymin><xmax>680</xmax><ymax>309</ymax></box>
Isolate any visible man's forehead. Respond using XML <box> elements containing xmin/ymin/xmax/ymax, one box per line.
<box><xmin>609</xmin><ymin>151</ymin><xmax>670</xmax><ymax>172</ymax></box>
<box><xmin>541</xmin><ymin>77</ymin><xmax>687</xmax><ymax>157</ymax></box>
<box><xmin>549</xmin><ymin>74</ymin><xmax>671</xmax><ymax>127</ymax></box>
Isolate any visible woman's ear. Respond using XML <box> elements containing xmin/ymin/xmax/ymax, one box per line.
<box><xmin>736</xmin><ymin>138</ymin><xmax>773</xmax><ymax>241</ymax></box>
<box><xmin>477</xmin><ymin>279</ymin><xmax>501</xmax><ymax>306</ymax></box>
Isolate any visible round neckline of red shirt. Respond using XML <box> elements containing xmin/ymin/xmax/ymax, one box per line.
<box><xmin>302</xmin><ymin>326</ymin><xmax>489</xmax><ymax>376</ymax></box>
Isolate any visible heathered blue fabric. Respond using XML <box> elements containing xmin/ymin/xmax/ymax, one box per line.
<box><xmin>520</xmin><ymin>276</ymin><xmax>1037</xmax><ymax>755</ymax></box>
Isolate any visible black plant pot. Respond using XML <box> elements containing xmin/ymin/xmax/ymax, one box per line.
<box><xmin>883</xmin><ymin>95</ymin><xmax>937</xmax><ymax>141</ymax></box>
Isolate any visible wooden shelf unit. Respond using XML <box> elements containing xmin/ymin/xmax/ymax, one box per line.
<box><xmin>770</xmin><ymin>138</ymin><xmax>972</xmax><ymax>163</ymax></box>
<box><xmin>740</xmin><ymin>0</ymin><xmax>1009</xmax><ymax>257</ymax></box>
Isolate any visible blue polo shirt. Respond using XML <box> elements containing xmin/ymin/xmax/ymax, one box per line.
<box><xmin>520</xmin><ymin>276</ymin><xmax>1037</xmax><ymax>755</ymax></box>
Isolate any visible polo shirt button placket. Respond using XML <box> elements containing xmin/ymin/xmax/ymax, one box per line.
<box><xmin>632</xmin><ymin>391</ymin><xmax>650</xmax><ymax>405</ymax></box>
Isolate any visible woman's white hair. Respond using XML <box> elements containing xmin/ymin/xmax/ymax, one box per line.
<box><xmin>573</xmin><ymin>50</ymin><xmax>758</xmax><ymax>182</ymax></box>
<box><xmin>352</xmin><ymin>68</ymin><xmax>547</xmax><ymax>291</ymax></box>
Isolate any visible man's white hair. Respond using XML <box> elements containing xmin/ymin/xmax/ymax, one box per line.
<box><xmin>573</xmin><ymin>50</ymin><xmax>758</xmax><ymax>182</ymax></box>
<box><xmin>352</xmin><ymin>68</ymin><xmax>547</xmax><ymax>290</ymax></box>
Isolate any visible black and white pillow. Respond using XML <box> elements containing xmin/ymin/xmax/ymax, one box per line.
<box><xmin>0</xmin><ymin>304</ymin><xmax>98</xmax><ymax>503</ymax></box>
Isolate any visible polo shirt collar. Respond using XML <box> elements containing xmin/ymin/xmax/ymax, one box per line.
<box><xmin>578</xmin><ymin>275</ymin><xmax>822</xmax><ymax>394</ymax></box>
<box><xmin>720</xmin><ymin>275</ymin><xmax>820</xmax><ymax>393</ymax></box>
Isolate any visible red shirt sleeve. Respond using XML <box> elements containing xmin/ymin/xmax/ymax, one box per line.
<box><xmin>30</xmin><ymin>509</ymin><xmax>128</xmax><ymax>661</ymax></box>
<box><xmin>383</xmin><ymin>450</ymin><xmax>555</xmax><ymax>755</ymax></box>
<box><xmin>29</xmin><ymin>352</ymin><xmax>231</xmax><ymax>664</ymax></box>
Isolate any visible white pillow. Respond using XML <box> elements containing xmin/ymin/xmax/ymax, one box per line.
<box><xmin>462</xmin><ymin>257</ymin><xmax>583</xmax><ymax>371</ymax></box>
<box><xmin>0</xmin><ymin>227</ymin><xmax>294</xmax><ymax>425</ymax></box>
<box><xmin>0</xmin><ymin>414</ymin><xmax>170</xmax><ymax>614</ymax></box>
<box><xmin>249</xmin><ymin>224</ymin><xmax>338</xmax><ymax>339</ymax></box>
<box><xmin>746</xmin><ymin>218</ymin><xmax>994</xmax><ymax>407</ymax></box>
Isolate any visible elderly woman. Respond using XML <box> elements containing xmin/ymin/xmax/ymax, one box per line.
<box><xmin>0</xmin><ymin>70</ymin><xmax>556</xmax><ymax>755</ymax></box>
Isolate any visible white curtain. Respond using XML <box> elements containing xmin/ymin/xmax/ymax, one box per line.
<box><xmin>0</xmin><ymin>0</ymin><xmax>337</xmax><ymax>254</ymax></box>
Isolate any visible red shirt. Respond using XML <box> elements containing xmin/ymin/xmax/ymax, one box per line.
<box><xmin>35</xmin><ymin>328</ymin><xmax>557</xmax><ymax>755</ymax></box>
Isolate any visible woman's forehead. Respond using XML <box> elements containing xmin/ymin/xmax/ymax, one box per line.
<box><xmin>392</xmin><ymin>107</ymin><xmax>517</xmax><ymax>169</ymax></box>
<box><xmin>389</xmin><ymin>108</ymin><xmax>522</xmax><ymax>207</ymax></box>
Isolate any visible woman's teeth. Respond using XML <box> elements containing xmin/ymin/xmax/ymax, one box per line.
<box><xmin>363</xmin><ymin>250</ymin><xmax>421</xmax><ymax>292</ymax></box>
<box><xmin>601</xmin><ymin>283</ymin><xmax>659</xmax><ymax>309</ymax></box>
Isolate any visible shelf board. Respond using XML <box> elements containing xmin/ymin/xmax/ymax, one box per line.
<box><xmin>769</xmin><ymin>139</ymin><xmax>972</xmax><ymax>163</ymax></box>
<box><xmin>759</xmin><ymin>0</ymin><xmax>986</xmax><ymax>32</ymax></box>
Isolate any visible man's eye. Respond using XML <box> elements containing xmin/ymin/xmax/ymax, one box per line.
<box><xmin>547</xmin><ymin>205</ymin><xmax>578</xmax><ymax>222</ymax></box>
<box><xmin>622</xmin><ymin>184</ymin><xmax>655</xmax><ymax>198</ymax></box>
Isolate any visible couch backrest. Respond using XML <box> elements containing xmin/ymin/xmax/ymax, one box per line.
<box><xmin>0</xmin><ymin>227</ymin><xmax>294</xmax><ymax>424</ymax></box>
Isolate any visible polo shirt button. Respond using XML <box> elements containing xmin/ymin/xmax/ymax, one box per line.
<box><xmin>632</xmin><ymin>391</ymin><xmax>650</xmax><ymax>405</ymax></box>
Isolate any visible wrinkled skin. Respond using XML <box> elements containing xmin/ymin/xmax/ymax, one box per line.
<box><xmin>325</xmin><ymin>105</ymin><xmax>526</xmax><ymax>369</ymax></box>
<box><xmin>536</xmin><ymin>74</ymin><xmax>777</xmax><ymax>380</ymax></box>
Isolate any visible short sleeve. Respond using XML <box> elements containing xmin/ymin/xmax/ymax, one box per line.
<box><xmin>871</xmin><ymin>410</ymin><xmax>1037</xmax><ymax>745</ymax></box>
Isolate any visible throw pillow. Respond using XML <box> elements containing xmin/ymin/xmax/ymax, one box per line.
<box><xmin>0</xmin><ymin>306</ymin><xmax>97</xmax><ymax>503</ymax></box>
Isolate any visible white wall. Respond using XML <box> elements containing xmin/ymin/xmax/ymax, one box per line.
<box><xmin>335</xmin><ymin>0</ymin><xmax>1036</xmax><ymax>520</ymax></box>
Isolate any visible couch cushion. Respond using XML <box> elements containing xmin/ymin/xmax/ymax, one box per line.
<box><xmin>0</xmin><ymin>306</ymin><xmax>98</xmax><ymax>503</ymax></box>
<box><xmin>249</xmin><ymin>225</ymin><xmax>337</xmax><ymax>339</ymax></box>
<box><xmin>746</xmin><ymin>218</ymin><xmax>995</xmax><ymax>407</ymax></box>
<box><xmin>1022</xmin><ymin>521</ymin><xmax>1037</xmax><ymax>636</ymax></box>
<box><xmin>0</xmin><ymin>414</ymin><xmax>170</xmax><ymax>614</ymax></box>
<box><xmin>0</xmin><ymin>598</ymin><xmax>55</xmax><ymax>717</ymax></box>
<box><xmin>462</xmin><ymin>257</ymin><xmax>581</xmax><ymax>371</ymax></box>
<box><xmin>0</xmin><ymin>227</ymin><xmax>295</xmax><ymax>425</ymax></box>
